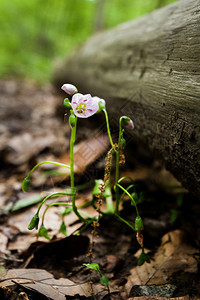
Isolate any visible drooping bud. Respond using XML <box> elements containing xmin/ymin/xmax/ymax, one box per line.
<box><xmin>61</xmin><ymin>83</ymin><xmax>78</xmax><ymax>95</ymax></box>
<box><xmin>134</xmin><ymin>216</ymin><xmax>144</xmax><ymax>231</ymax></box>
<box><xmin>22</xmin><ymin>176</ymin><xmax>30</xmax><ymax>193</ymax></box>
<box><xmin>126</xmin><ymin>119</ymin><xmax>134</xmax><ymax>129</ymax></box>
<box><xmin>63</xmin><ymin>98</ymin><xmax>72</xmax><ymax>109</ymax></box>
<box><xmin>28</xmin><ymin>213</ymin><xmax>39</xmax><ymax>230</ymax></box>
<box><xmin>69</xmin><ymin>114</ymin><xmax>76</xmax><ymax>128</ymax></box>
<box><xmin>121</xmin><ymin>116</ymin><xmax>134</xmax><ymax>129</ymax></box>
<box><xmin>37</xmin><ymin>224</ymin><xmax>50</xmax><ymax>239</ymax></box>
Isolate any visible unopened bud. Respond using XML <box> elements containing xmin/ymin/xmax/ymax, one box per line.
<box><xmin>37</xmin><ymin>224</ymin><xmax>50</xmax><ymax>240</ymax></box>
<box><xmin>22</xmin><ymin>177</ymin><xmax>30</xmax><ymax>193</ymax></box>
<box><xmin>69</xmin><ymin>114</ymin><xmax>76</xmax><ymax>128</ymax></box>
<box><xmin>28</xmin><ymin>213</ymin><xmax>39</xmax><ymax>230</ymax></box>
<box><xmin>126</xmin><ymin>119</ymin><xmax>134</xmax><ymax>129</ymax></box>
<box><xmin>121</xmin><ymin>116</ymin><xmax>134</xmax><ymax>129</ymax></box>
<box><xmin>135</xmin><ymin>216</ymin><xmax>144</xmax><ymax>231</ymax></box>
<box><xmin>63</xmin><ymin>98</ymin><xmax>72</xmax><ymax>109</ymax></box>
<box><xmin>61</xmin><ymin>83</ymin><xmax>78</xmax><ymax>95</ymax></box>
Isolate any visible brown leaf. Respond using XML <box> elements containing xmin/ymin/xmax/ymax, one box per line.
<box><xmin>0</xmin><ymin>268</ymin><xmax>107</xmax><ymax>299</ymax></box>
<box><xmin>125</xmin><ymin>230</ymin><xmax>198</xmax><ymax>296</ymax></box>
<box><xmin>128</xmin><ymin>296</ymin><xmax>192</xmax><ymax>300</ymax></box>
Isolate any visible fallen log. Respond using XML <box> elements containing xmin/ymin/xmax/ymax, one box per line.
<box><xmin>54</xmin><ymin>0</ymin><xmax>200</xmax><ymax>196</ymax></box>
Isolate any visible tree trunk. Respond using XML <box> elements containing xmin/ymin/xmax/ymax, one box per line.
<box><xmin>54</xmin><ymin>0</ymin><xmax>200</xmax><ymax>197</ymax></box>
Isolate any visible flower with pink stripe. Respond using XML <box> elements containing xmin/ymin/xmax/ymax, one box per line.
<box><xmin>71</xmin><ymin>93</ymin><xmax>99</xmax><ymax>118</ymax></box>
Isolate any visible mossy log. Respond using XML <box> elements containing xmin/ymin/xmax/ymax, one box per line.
<box><xmin>54</xmin><ymin>0</ymin><xmax>200</xmax><ymax>196</ymax></box>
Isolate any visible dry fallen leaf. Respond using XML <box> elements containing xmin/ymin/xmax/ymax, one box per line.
<box><xmin>128</xmin><ymin>296</ymin><xmax>192</xmax><ymax>300</ymax></box>
<box><xmin>124</xmin><ymin>230</ymin><xmax>198</xmax><ymax>297</ymax></box>
<box><xmin>0</xmin><ymin>268</ymin><xmax>107</xmax><ymax>299</ymax></box>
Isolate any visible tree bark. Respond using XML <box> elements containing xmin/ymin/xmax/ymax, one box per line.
<box><xmin>54</xmin><ymin>0</ymin><xmax>200</xmax><ymax>196</ymax></box>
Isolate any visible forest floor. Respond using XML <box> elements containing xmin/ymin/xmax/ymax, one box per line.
<box><xmin>0</xmin><ymin>79</ymin><xmax>200</xmax><ymax>300</ymax></box>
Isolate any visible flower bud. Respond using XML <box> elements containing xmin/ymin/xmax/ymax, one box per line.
<box><xmin>126</xmin><ymin>119</ymin><xmax>134</xmax><ymax>129</ymax></box>
<box><xmin>37</xmin><ymin>224</ymin><xmax>50</xmax><ymax>239</ymax></box>
<box><xmin>134</xmin><ymin>216</ymin><xmax>144</xmax><ymax>231</ymax></box>
<box><xmin>22</xmin><ymin>177</ymin><xmax>30</xmax><ymax>193</ymax></box>
<box><xmin>121</xmin><ymin>116</ymin><xmax>134</xmax><ymax>129</ymax></box>
<box><xmin>28</xmin><ymin>213</ymin><xmax>39</xmax><ymax>230</ymax></box>
<box><xmin>61</xmin><ymin>83</ymin><xmax>77</xmax><ymax>95</ymax></box>
<box><xmin>63</xmin><ymin>98</ymin><xmax>72</xmax><ymax>109</ymax></box>
<box><xmin>69</xmin><ymin>114</ymin><xmax>76</xmax><ymax>128</ymax></box>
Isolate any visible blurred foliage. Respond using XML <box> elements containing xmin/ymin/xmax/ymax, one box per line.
<box><xmin>0</xmin><ymin>0</ymin><xmax>177</xmax><ymax>83</ymax></box>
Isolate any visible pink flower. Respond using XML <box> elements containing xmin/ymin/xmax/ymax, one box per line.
<box><xmin>61</xmin><ymin>83</ymin><xmax>77</xmax><ymax>95</ymax></box>
<box><xmin>71</xmin><ymin>93</ymin><xmax>99</xmax><ymax>118</ymax></box>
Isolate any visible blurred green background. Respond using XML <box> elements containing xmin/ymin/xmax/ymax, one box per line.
<box><xmin>0</xmin><ymin>0</ymin><xmax>176</xmax><ymax>84</ymax></box>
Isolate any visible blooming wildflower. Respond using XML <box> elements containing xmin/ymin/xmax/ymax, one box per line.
<box><xmin>71</xmin><ymin>93</ymin><xmax>99</xmax><ymax>118</ymax></box>
<box><xmin>61</xmin><ymin>83</ymin><xmax>77</xmax><ymax>95</ymax></box>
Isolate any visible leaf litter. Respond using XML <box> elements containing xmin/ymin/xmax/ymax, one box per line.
<box><xmin>0</xmin><ymin>79</ymin><xmax>200</xmax><ymax>299</ymax></box>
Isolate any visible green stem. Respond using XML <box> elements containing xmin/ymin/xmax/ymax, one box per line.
<box><xmin>118</xmin><ymin>176</ymin><xmax>135</xmax><ymax>184</ymax></box>
<box><xmin>116</xmin><ymin>183</ymin><xmax>139</xmax><ymax>216</ymax></box>
<box><xmin>27</xmin><ymin>161</ymin><xmax>70</xmax><ymax>178</ymax></box>
<box><xmin>103</xmin><ymin>109</ymin><xmax>114</xmax><ymax>148</ymax></box>
<box><xmin>119</xmin><ymin>183</ymin><xmax>135</xmax><ymax>205</ymax></box>
<box><xmin>115</xmin><ymin>214</ymin><xmax>134</xmax><ymax>231</ymax></box>
<box><xmin>70</xmin><ymin>117</ymin><xmax>88</xmax><ymax>223</ymax></box>
<box><xmin>37</xmin><ymin>192</ymin><xmax>73</xmax><ymax>215</ymax></box>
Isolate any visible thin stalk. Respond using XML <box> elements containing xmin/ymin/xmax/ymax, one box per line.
<box><xmin>115</xmin><ymin>214</ymin><xmax>134</xmax><ymax>231</ymax></box>
<box><xmin>119</xmin><ymin>184</ymin><xmax>135</xmax><ymax>205</ymax></box>
<box><xmin>103</xmin><ymin>109</ymin><xmax>114</xmax><ymax>148</ymax></box>
<box><xmin>70</xmin><ymin>117</ymin><xmax>88</xmax><ymax>223</ymax></box>
<box><xmin>37</xmin><ymin>192</ymin><xmax>74</xmax><ymax>215</ymax></box>
<box><xmin>118</xmin><ymin>176</ymin><xmax>135</xmax><ymax>184</ymax></box>
<box><xmin>27</xmin><ymin>161</ymin><xmax>70</xmax><ymax>178</ymax></box>
<box><xmin>116</xmin><ymin>183</ymin><xmax>139</xmax><ymax>216</ymax></box>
